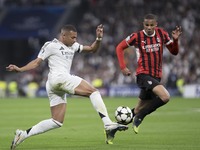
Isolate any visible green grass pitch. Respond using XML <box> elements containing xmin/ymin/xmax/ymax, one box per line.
<box><xmin>0</xmin><ymin>97</ymin><xmax>200</xmax><ymax>150</ymax></box>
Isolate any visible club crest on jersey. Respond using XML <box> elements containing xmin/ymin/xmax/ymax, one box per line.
<box><xmin>125</xmin><ymin>36</ymin><xmax>130</xmax><ymax>41</ymax></box>
<box><xmin>147</xmin><ymin>80</ymin><xmax>152</xmax><ymax>85</ymax></box>
<box><xmin>141</xmin><ymin>40</ymin><xmax>146</xmax><ymax>44</ymax></box>
<box><xmin>125</xmin><ymin>33</ymin><xmax>134</xmax><ymax>42</ymax></box>
<box><xmin>156</xmin><ymin>37</ymin><xmax>160</xmax><ymax>43</ymax></box>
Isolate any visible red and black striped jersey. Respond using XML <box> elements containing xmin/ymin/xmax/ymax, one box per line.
<box><xmin>116</xmin><ymin>27</ymin><xmax>178</xmax><ymax>78</ymax></box>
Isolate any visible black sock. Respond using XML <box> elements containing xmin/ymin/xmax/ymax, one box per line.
<box><xmin>147</xmin><ymin>96</ymin><xmax>166</xmax><ymax>115</ymax></box>
<box><xmin>135</xmin><ymin>97</ymin><xmax>166</xmax><ymax>121</ymax></box>
<box><xmin>135</xmin><ymin>108</ymin><xmax>149</xmax><ymax>121</ymax></box>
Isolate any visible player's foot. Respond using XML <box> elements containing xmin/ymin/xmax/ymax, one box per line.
<box><xmin>104</xmin><ymin>123</ymin><xmax>128</xmax><ymax>144</ymax></box>
<box><xmin>11</xmin><ymin>129</ymin><xmax>27</xmax><ymax>150</ymax></box>
<box><xmin>132</xmin><ymin>117</ymin><xmax>142</xmax><ymax>134</ymax></box>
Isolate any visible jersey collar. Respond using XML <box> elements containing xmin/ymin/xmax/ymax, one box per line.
<box><xmin>143</xmin><ymin>30</ymin><xmax>155</xmax><ymax>37</ymax></box>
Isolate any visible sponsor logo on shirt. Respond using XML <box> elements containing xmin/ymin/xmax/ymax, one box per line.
<box><xmin>147</xmin><ymin>81</ymin><xmax>152</xmax><ymax>85</ymax></box>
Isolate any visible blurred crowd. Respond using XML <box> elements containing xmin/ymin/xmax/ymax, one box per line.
<box><xmin>0</xmin><ymin>0</ymin><xmax>66</xmax><ymax>7</ymax></box>
<box><xmin>0</xmin><ymin>0</ymin><xmax>200</xmax><ymax>97</ymax></box>
<box><xmin>74</xmin><ymin>0</ymin><xmax>200</xmax><ymax>87</ymax></box>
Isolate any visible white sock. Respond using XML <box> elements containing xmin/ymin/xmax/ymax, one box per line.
<box><xmin>26</xmin><ymin>118</ymin><xmax>62</xmax><ymax>138</ymax></box>
<box><xmin>89</xmin><ymin>91</ymin><xmax>112</xmax><ymax>125</ymax></box>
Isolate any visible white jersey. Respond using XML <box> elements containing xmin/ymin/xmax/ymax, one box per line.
<box><xmin>38</xmin><ymin>38</ymin><xmax>83</xmax><ymax>77</ymax></box>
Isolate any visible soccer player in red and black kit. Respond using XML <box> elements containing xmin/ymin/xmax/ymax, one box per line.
<box><xmin>116</xmin><ymin>14</ymin><xmax>182</xmax><ymax>134</ymax></box>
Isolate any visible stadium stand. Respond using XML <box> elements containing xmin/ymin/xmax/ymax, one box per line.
<box><xmin>0</xmin><ymin>0</ymin><xmax>199</xmax><ymax>97</ymax></box>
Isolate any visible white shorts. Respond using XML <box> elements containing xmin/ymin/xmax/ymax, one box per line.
<box><xmin>46</xmin><ymin>74</ymin><xmax>82</xmax><ymax>107</ymax></box>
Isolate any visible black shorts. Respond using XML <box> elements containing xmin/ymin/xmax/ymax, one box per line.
<box><xmin>136</xmin><ymin>74</ymin><xmax>161</xmax><ymax>100</ymax></box>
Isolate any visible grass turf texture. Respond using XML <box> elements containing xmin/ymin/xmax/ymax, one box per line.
<box><xmin>0</xmin><ymin>97</ymin><xmax>200</xmax><ymax>150</ymax></box>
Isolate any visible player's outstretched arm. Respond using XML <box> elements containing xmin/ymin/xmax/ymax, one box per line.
<box><xmin>82</xmin><ymin>24</ymin><xmax>103</xmax><ymax>53</ymax></box>
<box><xmin>6</xmin><ymin>57</ymin><xmax>43</xmax><ymax>72</ymax></box>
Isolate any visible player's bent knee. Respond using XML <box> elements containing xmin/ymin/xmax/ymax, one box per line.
<box><xmin>90</xmin><ymin>88</ymin><xmax>98</xmax><ymax>94</ymax></box>
<box><xmin>162</xmin><ymin>95</ymin><xmax>170</xmax><ymax>103</ymax></box>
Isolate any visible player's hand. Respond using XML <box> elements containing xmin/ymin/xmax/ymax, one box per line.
<box><xmin>6</xmin><ymin>64</ymin><xmax>21</xmax><ymax>72</ymax></box>
<box><xmin>172</xmin><ymin>26</ymin><xmax>182</xmax><ymax>40</ymax></box>
<box><xmin>96</xmin><ymin>24</ymin><xmax>103</xmax><ymax>39</ymax></box>
<box><xmin>121</xmin><ymin>67</ymin><xmax>131</xmax><ymax>76</ymax></box>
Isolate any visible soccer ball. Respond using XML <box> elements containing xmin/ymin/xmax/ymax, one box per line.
<box><xmin>115</xmin><ymin>106</ymin><xmax>133</xmax><ymax>125</ymax></box>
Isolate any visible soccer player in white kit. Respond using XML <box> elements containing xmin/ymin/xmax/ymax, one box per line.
<box><xmin>6</xmin><ymin>24</ymin><xmax>128</xmax><ymax>149</ymax></box>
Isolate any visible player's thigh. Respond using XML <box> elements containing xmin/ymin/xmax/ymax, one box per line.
<box><xmin>137</xmin><ymin>74</ymin><xmax>160</xmax><ymax>100</ymax></box>
<box><xmin>54</xmin><ymin>74</ymin><xmax>83</xmax><ymax>94</ymax></box>
<box><xmin>74</xmin><ymin>79</ymin><xmax>97</xmax><ymax>96</ymax></box>
<box><xmin>139</xmin><ymin>89</ymin><xmax>153</xmax><ymax>100</ymax></box>
<box><xmin>54</xmin><ymin>74</ymin><xmax>96</xmax><ymax>96</ymax></box>
<box><xmin>137</xmin><ymin>74</ymin><xmax>161</xmax><ymax>90</ymax></box>
<box><xmin>48</xmin><ymin>74</ymin><xmax>82</xmax><ymax>95</ymax></box>
<box><xmin>46</xmin><ymin>80</ymin><xmax>67</xmax><ymax>107</ymax></box>
<box><xmin>153</xmin><ymin>85</ymin><xmax>170</xmax><ymax>102</ymax></box>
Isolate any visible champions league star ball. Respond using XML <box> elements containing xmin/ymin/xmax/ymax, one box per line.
<box><xmin>115</xmin><ymin>106</ymin><xmax>133</xmax><ymax>125</ymax></box>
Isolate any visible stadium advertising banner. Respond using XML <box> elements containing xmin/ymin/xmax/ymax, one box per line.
<box><xmin>36</xmin><ymin>85</ymin><xmax>180</xmax><ymax>97</ymax></box>
<box><xmin>108</xmin><ymin>85</ymin><xmax>140</xmax><ymax>97</ymax></box>
<box><xmin>183</xmin><ymin>84</ymin><xmax>200</xmax><ymax>98</ymax></box>
<box><xmin>36</xmin><ymin>85</ymin><xmax>140</xmax><ymax>97</ymax></box>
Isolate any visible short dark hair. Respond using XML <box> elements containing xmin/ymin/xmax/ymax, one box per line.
<box><xmin>61</xmin><ymin>24</ymin><xmax>77</xmax><ymax>32</ymax></box>
<box><xmin>144</xmin><ymin>14</ymin><xmax>157</xmax><ymax>21</ymax></box>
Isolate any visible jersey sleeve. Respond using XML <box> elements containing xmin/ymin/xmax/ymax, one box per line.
<box><xmin>116</xmin><ymin>36</ymin><xmax>131</xmax><ymax>70</ymax></box>
<box><xmin>72</xmin><ymin>42</ymin><xmax>83</xmax><ymax>53</ymax></box>
<box><xmin>125</xmin><ymin>33</ymin><xmax>136</xmax><ymax>46</ymax></box>
<box><xmin>37</xmin><ymin>41</ymin><xmax>53</xmax><ymax>60</ymax></box>
<box><xmin>116</xmin><ymin>33</ymin><xmax>136</xmax><ymax>70</ymax></box>
<box><xmin>162</xmin><ymin>29</ymin><xmax>179</xmax><ymax>55</ymax></box>
<box><xmin>162</xmin><ymin>29</ymin><xmax>172</xmax><ymax>45</ymax></box>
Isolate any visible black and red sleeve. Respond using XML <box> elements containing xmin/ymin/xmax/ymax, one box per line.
<box><xmin>116</xmin><ymin>40</ymin><xmax>128</xmax><ymax>70</ymax></box>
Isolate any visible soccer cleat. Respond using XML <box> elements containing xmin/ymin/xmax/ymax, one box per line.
<box><xmin>132</xmin><ymin>117</ymin><xmax>142</xmax><ymax>134</ymax></box>
<box><xmin>10</xmin><ymin>129</ymin><xmax>27</xmax><ymax>150</ymax></box>
<box><xmin>133</xmin><ymin>125</ymin><xmax>140</xmax><ymax>134</ymax></box>
<box><xmin>104</xmin><ymin>123</ymin><xmax>128</xmax><ymax>144</ymax></box>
